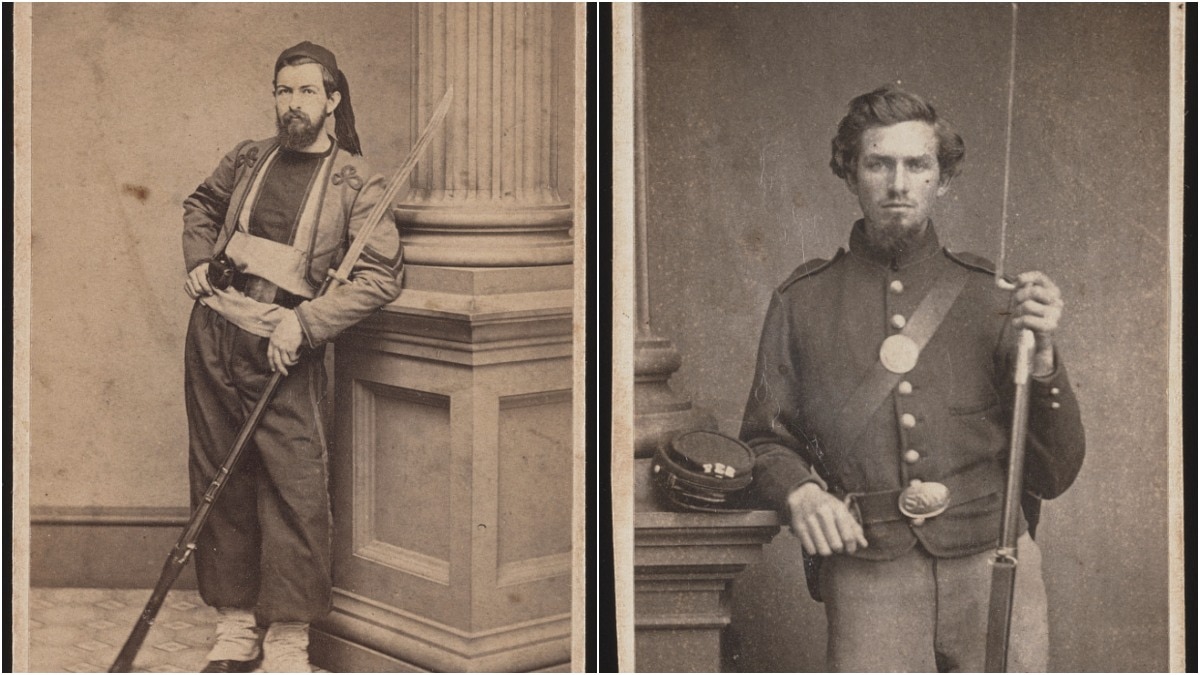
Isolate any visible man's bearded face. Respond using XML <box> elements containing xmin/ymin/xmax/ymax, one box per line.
<box><xmin>276</xmin><ymin>106</ymin><xmax>329</xmax><ymax>151</ymax></box>
<box><xmin>846</xmin><ymin>121</ymin><xmax>950</xmax><ymax>253</ymax></box>
<box><xmin>273</xmin><ymin>63</ymin><xmax>337</xmax><ymax>151</ymax></box>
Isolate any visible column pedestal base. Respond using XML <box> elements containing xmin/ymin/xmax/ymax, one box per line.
<box><xmin>314</xmin><ymin>263</ymin><xmax>573</xmax><ymax>673</ymax></box>
<box><xmin>633</xmin><ymin>459</ymin><xmax>782</xmax><ymax>672</ymax></box>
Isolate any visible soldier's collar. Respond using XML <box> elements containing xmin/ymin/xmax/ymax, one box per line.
<box><xmin>848</xmin><ymin>219</ymin><xmax>942</xmax><ymax>271</ymax></box>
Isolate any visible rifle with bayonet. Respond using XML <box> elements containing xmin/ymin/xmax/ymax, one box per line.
<box><xmin>984</xmin><ymin>4</ymin><xmax>1030</xmax><ymax>670</ymax></box>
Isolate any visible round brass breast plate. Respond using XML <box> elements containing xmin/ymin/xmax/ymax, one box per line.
<box><xmin>879</xmin><ymin>334</ymin><xmax>920</xmax><ymax>374</ymax></box>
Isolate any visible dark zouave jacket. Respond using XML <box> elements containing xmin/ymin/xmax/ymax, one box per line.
<box><xmin>182</xmin><ymin>136</ymin><xmax>403</xmax><ymax>347</ymax></box>
<box><xmin>740</xmin><ymin>221</ymin><xmax>1085</xmax><ymax>560</ymax></box>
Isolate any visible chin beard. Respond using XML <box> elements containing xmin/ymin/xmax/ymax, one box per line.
<box><xmin>276</xmin><ymin>111</ymin><xmax>326</xmax><ymax>150</ymax></box>
<box><xmin>864</xmin><ymin>219</ymin><xmax>925</xmax><ymax>256</ymax></box>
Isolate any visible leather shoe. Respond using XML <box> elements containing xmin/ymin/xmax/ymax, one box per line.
<box><xmin>200</xmin><ymin>659</ymin><xmax>260</xmax><ymax>673</ymax></box>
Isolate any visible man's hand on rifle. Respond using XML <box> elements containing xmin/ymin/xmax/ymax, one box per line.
<box><xmin>184</xmin><ymin>262</ymin><xmax>214</xmax><ymax>300</ymax></box>
<box><xmin>1011</xmin><ymin>270</ymin><xmax>1064</xmax><ymax>378</ymax></box>
<box><xmin>268</xmin><ymin>311</ymin><xmax>304</xmax><ymax>376</ymax></box>
<box><xmin>786</xmin><ymin>482</ymin><xmax>868</xmax><ymax>556</ymax></box>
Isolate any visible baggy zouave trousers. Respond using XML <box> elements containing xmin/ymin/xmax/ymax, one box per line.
<box><xmin>185</xmin><ymin>301</ymin><xmax>332</xmax><ymax>625</ymax></box>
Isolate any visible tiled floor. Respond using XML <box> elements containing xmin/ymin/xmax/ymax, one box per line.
<box><xmin>28</xmin><ymin>588</ymin><xmax>219</xmax><ymax>673</ymax></box>
<box><xmin>26</xmin><ymin>588</ymin><xmax>328</xmax><ymax>673</ymax></box>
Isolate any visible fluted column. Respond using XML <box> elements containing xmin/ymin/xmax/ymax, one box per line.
<box><xmin>629</xmin><ymin>7</ymin><xmax>779</xmax><ymax>673</ymax></box>
<box><xmin>316</xmin><ymin>4</ymin><xmax>575</xmax><ymax>671</ymax></box>
<box><xmin>632</xmin><ymin>3</ymin><xmax>715</xmax><ymax>457</ymax></box>
<box><xmin>396</xmin><ymin>3</ymin><xmax>573</xmax><ymax>267</ymax></box>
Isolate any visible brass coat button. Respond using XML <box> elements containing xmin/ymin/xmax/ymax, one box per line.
<box><xmin>897</xmin><ymin>381</ymin><xmax>913</xmax><ymax>395</ymax></box>
<box><xmin>890</xmin><ymin>280</ymin><xmax>904</xmax><ymax>294</ymax></box>
<box><xmin>904</xmin><ymin>449</ymin><xmax>920</xmax><ymax>464</ymax></box>
<box><xmin>891</xmin><ymin>314</ymin><xmax>907</xmax><ymax>329</ymax></box>
<box><xmin>900</xmin><ymin>413</ymin><xmax>916</xmax><ymax>429</ymax></box>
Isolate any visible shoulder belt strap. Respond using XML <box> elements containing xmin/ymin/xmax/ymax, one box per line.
<box><xmin>778</xmin><ymin>248</ymin><xmax>846</xmax><ymax>293</ymax></box>
<box><xmin>945</xmin><ymin>248</ymin><xmax>1019</xmax><ymax>285</ymax></box>
<box><xmin>824</xmin><ymin>265</ymin><xmax>972</xmax><ymax>457</ymax></box>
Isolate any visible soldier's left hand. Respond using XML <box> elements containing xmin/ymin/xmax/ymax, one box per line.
<box><xmin>268</xmin><ymin>311</ymin><xmax>304</xmax><ymax>376</ymax></box>
<box><xmin>1012</xmin><ymin>271</ymin><xmax>1063</xmax><ymax>376</ymax></box>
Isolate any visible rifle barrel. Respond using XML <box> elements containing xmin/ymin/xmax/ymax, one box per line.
<box><xmin>983</xmin><ymin>327</ymin><xmax>1036</xmax><ymax>673</ymax></box>
<box><xmin>999</xmin><ymin>331</ymin><xmax>1034</xmax><ymax>550</ymax></box>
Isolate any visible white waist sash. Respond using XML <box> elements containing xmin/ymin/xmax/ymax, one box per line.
<box><xmin>224</xmin><ymin>230</ymin><xmax>316</xmax><ymax>299</ymax></box>
<box><xmin>199</xmin><ymin>287</ymin><xmax>290</xmax><ymax>338</ymax></box>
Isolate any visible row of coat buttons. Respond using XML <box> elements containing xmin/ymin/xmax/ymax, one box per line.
<box><xmin>890</xmin><ymin>280</ymin><xmax>906</xmax><ymax>331</ymax></box>
<box><xmin>890</xmin><ymin>281</ymin><xmax>922</xmax><ymax>489</ymax></box>
<box><xmin>898</xmin><ymin>378</ymin><xmax>918</xmax><ymax>461</ymax></box>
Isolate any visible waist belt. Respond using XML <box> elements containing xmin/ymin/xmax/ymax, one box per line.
<box><xmin>231</xmin><ymin>271</ymin><xmax>305</xmax><ymax>310</ymax></box>
<box><xmin>842</xmin><ymin>461</ymin><xmax>1001</xmax><ymax>525</ymax></box>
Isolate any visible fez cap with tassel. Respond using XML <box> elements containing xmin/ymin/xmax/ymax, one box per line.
<box><xmin>275</xmin><ymin>41</ymin><xmax>362</xmax><ymax>156</ymax></box>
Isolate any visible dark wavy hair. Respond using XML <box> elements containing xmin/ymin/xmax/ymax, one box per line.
<box><xmin>829</xmin><ymin>86</ymin><xmax>966</xmax><ymax>182</ymax></box>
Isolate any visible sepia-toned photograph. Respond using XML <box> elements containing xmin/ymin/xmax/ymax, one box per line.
<box><xmin>14</xmin><ymin>3</ymin><xmax>586</xmax><ymax>672</ymax></box>
<box><xmin>614</xmin><ymin>3</ymin><xmax>1183</xmax><ymax>672</ymax></box>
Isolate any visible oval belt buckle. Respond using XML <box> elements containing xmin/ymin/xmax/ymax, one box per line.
<box><xmin>898</xmin><ymin>481</ymin><xmax>950</xmax><ymax>525</ymax></box>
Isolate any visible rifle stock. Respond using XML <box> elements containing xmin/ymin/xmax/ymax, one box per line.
<box><xmin>109</xmin><ymin>544</ymin><xmax>194</xmax><ymax>672</ymax></box>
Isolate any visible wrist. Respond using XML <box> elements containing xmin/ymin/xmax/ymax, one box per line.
<box><xmin>1031</xmin><ymin>343</ymin><xmax>1055</xmax><ymax>378</ymax></box>
<box><xmin>787</xmin><ymin>481</ymin><xmax>824</xmax><ymax>507</ymax></box>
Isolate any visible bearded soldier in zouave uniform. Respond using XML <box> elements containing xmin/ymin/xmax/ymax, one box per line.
<box><xmin>181</xmin><ymin>41</ymin><xmax>403</xmax><ymax>672</ymax></box>
<box><xmin>740</xmin><ymin>86</ymin><xmax>1085</xmax><ymax>671</ymax></box>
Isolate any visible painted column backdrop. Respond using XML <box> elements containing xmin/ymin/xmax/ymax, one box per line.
<box><xmin>640</xmin><ymin>4</ymin><xmax>1170</xmax><ymax>673</ymax></box>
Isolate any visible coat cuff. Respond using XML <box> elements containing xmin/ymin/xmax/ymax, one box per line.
<box><xmin>293</xmin><ymin>304</ymin><xmax>320</xmax><ymax>349</ymax></box>
<box><xmin>186</xmin><ymin>258</ymin><xmax>211</xmax><ymax>274</ymax></box>
<box><xmin>1030</xmin><ymin>359</ymin><xmax>1071</xmax><ymax>412</ymax></box>
<box><xmin>751</xmin><ymin>444</ymin><xmax>828</xmax><ymax>516</ymax></box>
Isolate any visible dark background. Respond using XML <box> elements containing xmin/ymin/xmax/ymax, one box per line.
<box><xmin>640</xmin><ymin>4</ymin><xmax>1173</xmax><ymax>671</ymax></box>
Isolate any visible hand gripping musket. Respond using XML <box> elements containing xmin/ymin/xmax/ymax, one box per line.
<box><xmin>108</xmin><ymin>87</ymin><xmax>453</xmax><ymax>673</ymax></box>
<box><xmin>984</xmin><ymin>5</ymin><xmax>1033</xmax><ymax>672</ymax></box>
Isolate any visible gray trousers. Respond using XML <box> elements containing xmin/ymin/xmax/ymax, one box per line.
<box><xmin>821</xmin><ymin>533</ymin><xmax>1048</xmax><ymax>672</ymax></box>
<box><xmin>184</xmin><ymin>302</ymin><xmax>333</xmax><ymax>625</ymax></box>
